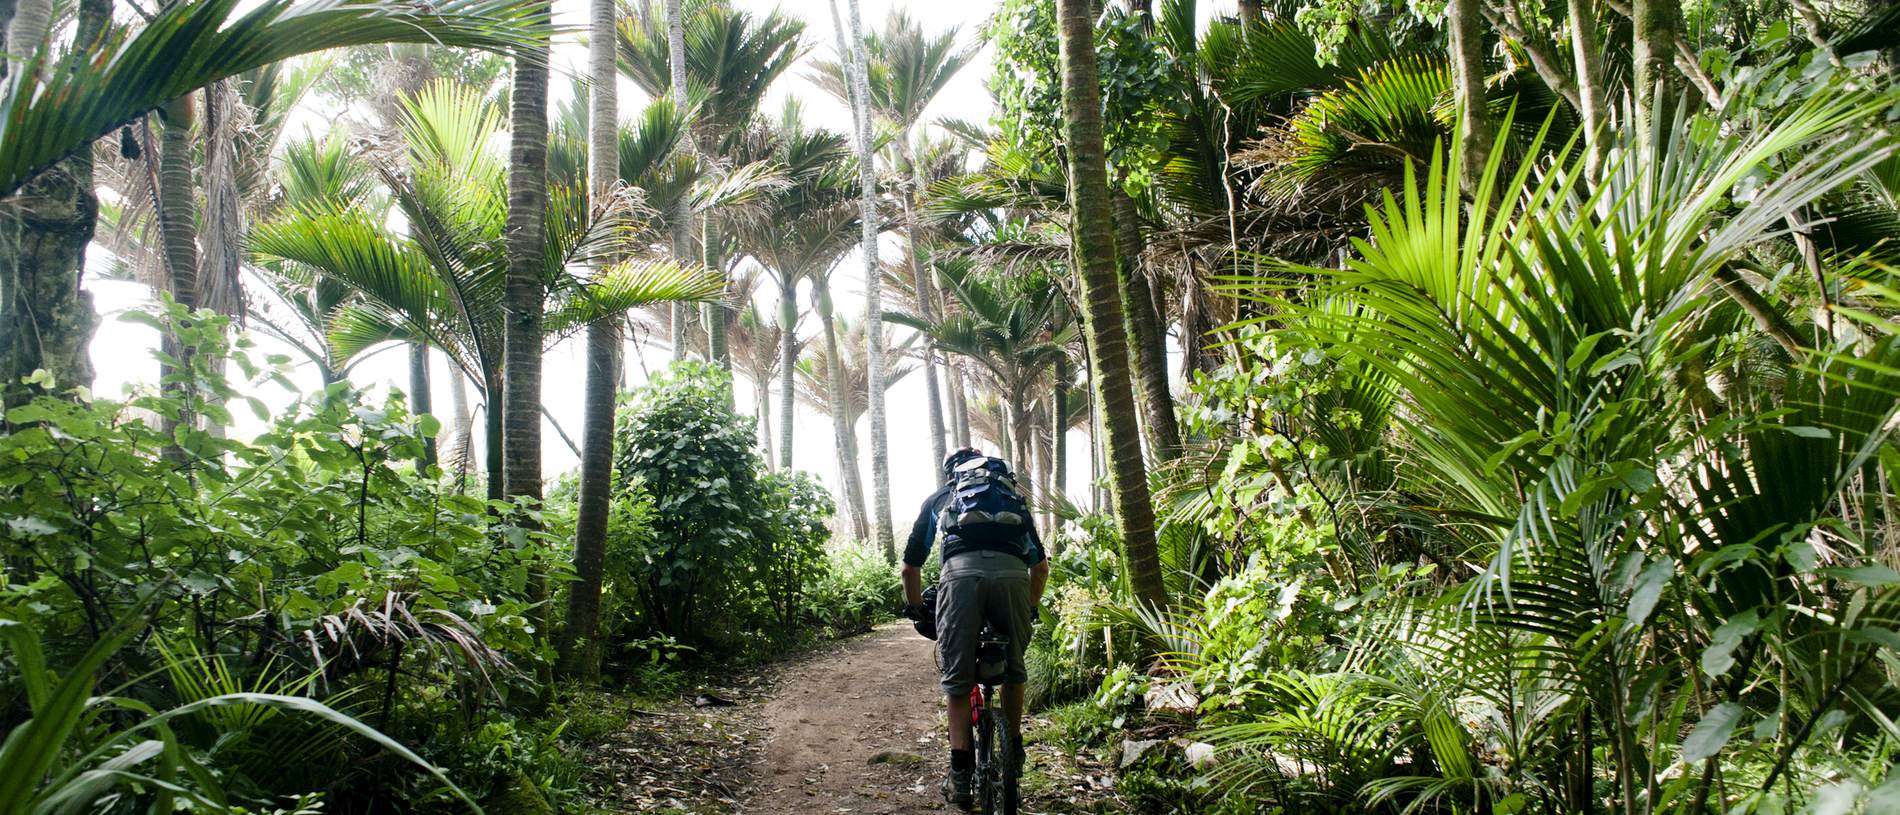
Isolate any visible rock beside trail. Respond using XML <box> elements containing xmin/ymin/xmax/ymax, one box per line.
<box><xmin>867</xmin><ymin>750</ymin><xmax>928</xmax><ymax>766</ymax></box>
<box><xmin>1116</xmin><ymin>737</ymin><xmax>1219</xmax><ymax>769</ymax></box>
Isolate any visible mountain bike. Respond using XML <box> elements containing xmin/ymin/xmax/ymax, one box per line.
<box><xmin>970</xmin><ymin>624</ymin><xmax>1020</xmax><ymax>815</ymax></box>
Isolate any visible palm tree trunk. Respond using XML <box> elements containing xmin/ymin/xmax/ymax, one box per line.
<box><xmin>703</xmin><ymin>214</ymin><xmax>730</xmax><ymax>375</ymax></box>
<box><xmin>815</xmin><ymin>277</ymin><xmax>870</xmax><ymax>542</ymax></box>
<box><xmin>0</xmin><ymin>0</ymin><xmax>104</xmax><ymax>408</ymax></box>
<box><xmin>1448</xmin><ymin>0</ymin><xmax>1492</xmax><ymax>197</ymax></box>
<box><xmin>156</xmin><ymin>93</ymin><xmax>201</xmax><ymax>446</ymax></box>
<box><xmin>778</xmin><ymin>278</ymin><xmax>798</xmax><ymax>468</ymax></box>
<box><xmin>839</xmin><ymin>0</ymin><xmax>894</xmax><ymax>559</ymax></box>
<box><xmin>1040</xmin><ymin>419</ymin><xmax>1055</xmax><ymax>537</ymax></box>
<box><xmin>901</xmin><ymin>136</ymin><xmax>948</xmax><ymax>473</ymax></box>
<box><xmin>409</xmin><ymin>340</ymin><xmax>436</xmax><ymax>473</ymax></box>
<box><xmin>1009</xmin><ymin>388</ymin><xmax>1031</xmax><ymax>486</ymax></box>
<box><xmin>1110</xmin><ymin>187</ymin><xmax>1180</xmax><ymax>460</ymax></box>
<box><xmin>1056</xmin><ymin>0</ymin><xmax>1168</xmax><ymax>611</ymax></box>
<box><xmin>504</xmin><ymin>29</ymin><xmax>549</xmax><ymax>503</ymax></box>
<box><xmin>1631</xmin><ymin>0</ymin><xmax>1679</xmax><ymax>146</ymax></box>
<box><xmin>504</xmin><ymin>19</ymin><xmax>551</xmax><ymax>673</ymax></box>
<box><xmin>949</xmin><ymin>362</ymin><xmax>970</xmax><ymax>447</ymax></box>
<box><xmin>757</xmin><ymin>379</ymin><xmax>774</xmax><ymax>468</ymax></box>
<box><xmin>159</xmin><ymin>96</ymin><xmax>200</xmax><ymax>311</ymax></box>
<box><xmin>665</xmin><ymin>0</ymin><xmax>695</xmax><ymax>365</ymax></box>
<box><xmin>559</xmin><ymin>0</ymin><xmax>621</xmax><ymax>684</ymax></box>
<box><xmin>1237</xmin><ymin>0</ymin><xmax>1260</xmax><ymax>28</ymax></box>
<box><xmin>1053</xmin><ymin>354</ymin><xmax>1068</xmax><ymax>537</ymax></box>
<box><xmin>563</xmin><ymin>317</ymin><xmax>619</xmax><ymax>682</ymax></box>
<box><xmin>447</xmin><ymin>365</ymin><xmax>472</xmax><ymax>492</ymax></box>
<box><xmin>484</xmin><ymin>372</ymin><xmax>504</xmax><ymax>501</ymax></box>
<box><xmin>7</xmin><ymin>0</ymin><xmax>53</xmax><ymax>75</ymax></box>
<box><xmin>1568</xmin><ymin>0</ymin><xmax>1606</xmax><ymax>159</ymax></box>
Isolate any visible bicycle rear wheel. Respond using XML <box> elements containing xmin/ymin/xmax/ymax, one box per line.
<box><xmin>975</xmin><ymin>707</ymin><xmax>1001</xmax><ymax>813</ymax></box>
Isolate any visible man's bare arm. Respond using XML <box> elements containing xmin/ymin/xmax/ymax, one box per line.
<box><xmin>1029</xmin><ymin>560</ymin><xmax>1049</xmax><ymax>607</ymax></box>
<box><xmin>902</xmin><ymin>563</ymin><xmax>923</xmax><ymax>606</ymax></box>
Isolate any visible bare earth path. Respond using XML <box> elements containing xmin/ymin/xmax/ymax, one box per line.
<box><xmin>574</xmin><ymin>622</ymin><xmax>1121</xmax><ymax>813</ymax></box>
<box><xmin>738</xmin><ymin>622</ymin><xmax>949</xmax><ymax>814</ymax></box>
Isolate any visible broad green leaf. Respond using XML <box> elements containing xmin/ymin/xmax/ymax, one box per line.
<box><xmin>1625</xmin><ymin>558</ymin><xmax>1676</xmax><ymax>633</ymax></box>
<box><xmin>1702</xmin><ymin>610</ymin><xmax>1761</xmax><ymax>677</ymax></box>
<box><xmin>1681</xmin><ymin>703</ymin><xmax>1746</xmax><ymax>764</ymax></box>
<box><xmin>1821</xmin><ymin>565</ymin><xmax>1900</xmax><ymax>586</ymax></box>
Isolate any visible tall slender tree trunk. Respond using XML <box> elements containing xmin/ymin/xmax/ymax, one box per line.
<box><xmin>667</xmin><ymin>0</ymin><xmax>692</xmax><ymax>363</ymax></box>
<box><xmin>1052</xmin><ymin>353</ymin><xmax>1068</xmax><ymax>538</ymax></box>
<box><xmin>409</xmin><ymin>341</ymin><xmax>436</xmax><ymax>473</ymax></box>
<box><xmin>838</xmin><ymin>0</ymin><xmax>895</xmax><ymax>559</ymax></box>
<box><xmin>559</xmin><ymin>0</ymin><xmax>621</xmax><ymax>683</ymax></box>
<box><xmin>1033</xmin><ymin>401</ymin><xmax>1053</xmax><ymax>538</ymax></box>
<box><xmin>1568</xmin><ymin>0</ymin><xmax>1606</xmax><ymax>159</ymax></box>
<box><xmin>1631</xmin><ymin>0</ymin><xmax>1679</xmax><ymax>147</ymax></box>
<box><xmin>901</xmin><ymin>137</ymin><xmax>948</xmax><ymax>472</ymax></box>
<box><xmin>505</xmin><ymin>33</ymin><xmax>549</xmax><ymax>503</ymax></box>
<box><xmin>815</xmin><ymin>277</ymin><xmax>870</xmax><ymax>541</ymax></box>
<box><xmin>484</xmin><ymin>373</ymin><xmax>504</xmax><ymax>501</ymax></box>
<box><xmin>778</xmin><ymin>279</ymin><xmax>798</xmax><ymax>467</ymax></box>
<box><xmin>156</xmin><ymin>92</ymin><xmax>202</xmax><ymax>447</ymax></box>
<box><xmin>1056</xmin><ymin>0</ymin><xmax>1168</xmax><ymax>611</ymax></box>
<box><xmin>1109</xmin><ymin>187</ymin><xmax>1179</xmax><ymax>461</ymax></box>
<box><xmin>1448</xmin><ymin>0</ymin><xmax>1493</xmax><ymax>197</ymax></box>
<box><xmin>159</xmin><ymin>96</ymin><xmax>200</xmax><ymax>312</ymax></box>
<box><xmin>757</xmin><ymin>379</ymin><xmax>774</xmax><ymax>468</ymax></box>
<box><xmin>447</xmin><ymin>366</ymin><xmax>473</xmax><ymax>492</ymax></box>
<box><xmin>504</xmin><ymin>18</ymin><xmax>551</xmax><ymax>674</ymax></box>
<box><xmin>703</xmin><ymin>214</ymin><xmax>730</xmax><ymax>375</ymax></box>
<box><xmin>949</xmin><ymin>363</ymin><xmax>970</xmax><ymax>447</ymax></box>
<box><xmin>1009</xmin><ymin>388</ymin><xmax>1031</xmax><ymax>486</ymax></box>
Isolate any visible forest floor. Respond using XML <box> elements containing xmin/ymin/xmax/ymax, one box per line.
<box><xmin>568</xmin><ymin>622</ymin><xmax>1125</xmax><ymax>814</ymax></box>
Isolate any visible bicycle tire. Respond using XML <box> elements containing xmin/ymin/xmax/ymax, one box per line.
<box><xmin>976</xmin><ymin>707</ymin><xmax>1001</xmax><ymax>814</ymax></box>
<box><xmin>1002</xmin><ymin>745</ymin><xmax>1020</xmax><ymax>815</ymax></box>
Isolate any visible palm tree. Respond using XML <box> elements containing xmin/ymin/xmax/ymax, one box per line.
<box><xmin>249</xmin><ymin>84</ymin><xmax>725</xmax><ymax>500</ymax></box>
<box><xmin>828</xmin><ymin>0</ymin><xmax>896</xmax><ymax>559</ymax></box>
<box><xmin>0</xmin><ymin>0</ymin><xmax>544</xmax><ymax>402</ymax></box>
<box><xmin>793</xmin><ymin>313</ymin><xmax>916</xmax><ymax>542</ymax></box>
<box><xmin>888</xmin><ymin>259</ymin><xmax>1069</xmax><ymax>493</ymax></box>
<box><xmin>504</xmin><ymin>1</ymin><xmax>552</xmax><ymax>526</ymax></box>
<box><xmin>728</xmin><ymin>102</ymin><xmax>856</xmax><ymax>471</ymax></box>
<box><xmin>1054</xmin><ymin>0</ymin><xmax>1168</xmax><ymax>611</ymax></box>
<box><xmin>557</xmin><ymin>0</ymin><xmax>624</xmax><ymax>683</ymax></box>
<box><xmin>1251</xmin><ymin>97</ymin><xmax>1896</xmax><ymax>810</ymax></box>
<box><xmin>810</xmin><ymin>10</ymin><xmax>979</xmax><ymax>481</ymax></box>
<box><xmin>617</xmin><ymin>0</ymin><xmax>806</xmax><ymax>371</ymax></box>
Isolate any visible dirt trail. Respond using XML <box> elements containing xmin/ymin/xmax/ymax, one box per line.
<box><xmin>738</xmin><ymin>622</ymin><xmax>950</xmax><ymax>814</ymax></box>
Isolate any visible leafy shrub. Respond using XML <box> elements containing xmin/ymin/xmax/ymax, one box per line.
<box><xmin>611</xmin><ymin>363</ymin><xmax>764</xmax><ymax>643</ymax></box>
<box><xmin>806</xmin><ymin>544</ymin><xmax>900</xmax><ymax>635</ymax></box>
<box><xmin>0</xmin><ymin>303</ymin><xmax>571</xmax><ymax>810</ymax></box>
<box><xmin>609</xmin><ymin>362</ymin><xmax>837</xmax><ymax>651</ymax></box>
<box><xmin>752</xmin><ymin>469</ymin><xmax>835</xmax><ymax>634</ymax></box>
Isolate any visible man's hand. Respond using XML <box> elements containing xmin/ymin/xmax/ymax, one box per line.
<box><xmin>902</xmin><ymin>602</ymin><xmax>927</xmax><ymax>621</ymax></box>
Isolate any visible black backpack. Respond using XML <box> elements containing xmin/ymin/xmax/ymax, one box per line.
<box><xmin>937</xmin><ymin>456</ymin><xmax>1032</xmax><ymax>548</ymax></box>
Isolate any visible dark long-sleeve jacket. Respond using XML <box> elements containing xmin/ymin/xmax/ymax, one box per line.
<box><xmin>902</xmin><ymin>482</ymin><xmax>1045</xmax><ymax>569</ymax></box>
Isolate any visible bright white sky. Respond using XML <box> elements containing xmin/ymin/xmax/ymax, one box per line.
<box><xmin>84</xmin><ymin>0</ymin><xmax>1184</xmax><ymax>538</ymax></box>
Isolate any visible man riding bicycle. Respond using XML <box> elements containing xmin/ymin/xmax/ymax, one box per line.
<box><xmin>901</xmin><ymin>447</ymin><xmax>1049</xmax><ymax>811</ymax></box>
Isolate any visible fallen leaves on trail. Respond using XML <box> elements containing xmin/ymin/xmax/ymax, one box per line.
<box><xmin>570</xmin><ymin>680</ymin><xmax>772</xmax><ymax>813</ymax></box>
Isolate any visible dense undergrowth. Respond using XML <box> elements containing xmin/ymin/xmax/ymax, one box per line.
<box><xmin>0</xmin><ymin>306</ymin><xmax>901</xmax><ymax>813</ymax></box>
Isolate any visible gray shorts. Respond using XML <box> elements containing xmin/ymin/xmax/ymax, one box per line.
<box><xmin>937</xmin><ymin>550</ymin><xmax>1034</xmax><ymax>695</ymax></box>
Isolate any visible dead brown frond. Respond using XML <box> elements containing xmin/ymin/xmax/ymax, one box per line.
<box><xmin>301</xmin><ymin>590</ymin><xmax>519</xmax><ymax>698</ymax></box>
